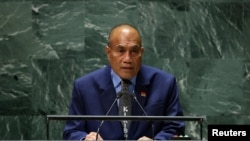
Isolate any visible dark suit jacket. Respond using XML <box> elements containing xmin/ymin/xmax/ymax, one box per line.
<box><xmin>63</xmin><ymin>65</ymin><xmax>185</xmax><ymax>140</ymax></box>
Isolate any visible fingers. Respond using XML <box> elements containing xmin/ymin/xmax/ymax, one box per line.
<box><xmin>84</xmin><ymin>132</ymin><xmax>103</xmax><ymax>141</ymax></box>
<box><xmin>137</xmin><ymin>136</ymin><xmax>153</xmax><ymax>141</ymax></box>
<box><xmin>85</xmin><ymin>133</ymin><xmax>151</xmax><ymax>141</ymax></box>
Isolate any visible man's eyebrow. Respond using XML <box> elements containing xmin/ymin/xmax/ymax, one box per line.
<box><xmin>115</xmin><ymin>45</ymin><xmax>125</xmax><ymax>48</ymax></box>
<box><xmin>112</xmin><ymin>44</ymin><xmax>141</xmax><ymax>48</ymax></box>
<box><xmin>132</xmin><ymin>45</ymin><xmax>141</xmax><ymax>48</ymax></box>
<box><xmin>117</xmin><ymin>44</ymin><xmax>140</xmax><ymax>47</ymax></box>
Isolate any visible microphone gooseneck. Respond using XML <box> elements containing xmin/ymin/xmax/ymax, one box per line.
<box><xmin>132</xmin><ymin>94</ymin><xmax>147</xmax><ymax>116</ymax></box>
<box><xmin>95</xmin><ymin>93</ymin><xmax>123</xmax><ymax>141</ymax></box>
<box><xmin>132</xmin><ymin>93</ymin><xmax>155</xmax><ymax>140</ymax></box>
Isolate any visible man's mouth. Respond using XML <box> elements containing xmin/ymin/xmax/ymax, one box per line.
<box><xmin>121</xmin><ymin>67</ymin><xmax>133</xmax><ymax>70</ymax></box>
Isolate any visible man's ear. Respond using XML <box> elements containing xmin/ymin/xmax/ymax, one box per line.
<box><xmin>141</xmin><ymin>47</ymin><xmax>144</xmax><ymax>54</ymax></box>
<box><xmin>105</xmin><ymin>46</ymin><xmax>110</xmax><ymax>60</ymax></box>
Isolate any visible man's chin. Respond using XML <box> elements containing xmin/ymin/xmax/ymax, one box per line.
<box><xmin>120</xmin><ymin>73</ymin><xmax>135</xmax><ymax>80</ymax></box>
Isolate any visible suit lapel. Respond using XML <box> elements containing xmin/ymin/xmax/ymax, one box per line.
<box><xmin>98</xmin><ymin>66</ymin><xmax>123</xmax><ymax>133</ymax></box>
<box><xmin>100</xmin><ymin>85</ymin><xmax>119</xmax><ymax>115</ymax></box>
<box><xmin>129</xmin><ymin>66</ymin><xmax>151</xmax><ymax>138</ymax></box>
<box><xmin>132</xmin><ymin>85</ymin><xmax>148</xmax><ymax>115</ymax></box>
<box><xmin>132</xmin><ymin>65</ymin><xmax>150</xmax><ymax>116</ymax></box>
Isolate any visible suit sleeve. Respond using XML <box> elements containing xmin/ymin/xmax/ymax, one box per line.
<box><xmin>154</xmin><ymin>76</ymin><xmax>185</xmax><ymax>140</ymax></box>
<box><xmin>63</xmin><ymin>80</ymin><xmax>87</xmax><ymax>140</ymax></box>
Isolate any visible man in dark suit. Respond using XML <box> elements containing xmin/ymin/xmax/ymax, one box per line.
<box><xmin>63</xmin><ymin>24</ymin><xmax>185</xmax><ymax>140</ymax></box>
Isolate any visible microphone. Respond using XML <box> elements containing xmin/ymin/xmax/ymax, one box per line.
<box><xmin>95</xmin><ymin>93</ymin><xmax>123</xmax><ymax>141</ymax></box>
<box><xmin>132</xmin><ymin>93</ymin><xmax>155</xmax><ymax>140</ymax></box>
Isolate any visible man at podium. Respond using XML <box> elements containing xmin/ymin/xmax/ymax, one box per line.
<box><xmin>63</xmin><ymin>23</ymin><xmax>185</xmax><ymax>140</ymax></box>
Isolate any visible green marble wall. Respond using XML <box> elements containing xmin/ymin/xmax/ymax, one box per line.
<box><xmin>0</xmin><ymin>0</ymin><xmax>250</xmax><ymax>140</ymax></box>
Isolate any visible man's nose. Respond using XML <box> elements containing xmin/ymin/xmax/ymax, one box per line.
<box><xmin>123</xmin><ymin>51</ymin><xmax>132</xmax><ymax>62</ymax></box>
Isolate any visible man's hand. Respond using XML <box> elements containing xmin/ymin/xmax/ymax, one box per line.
<box><xmin>84</xmin><ymin>132</ymin><xmax>103</xmax><ymax>141</ymax></box>
<box><xmin>137</xmin><ymin>136</ymin><xmax>153</xmax><ymax>141</ymax></box>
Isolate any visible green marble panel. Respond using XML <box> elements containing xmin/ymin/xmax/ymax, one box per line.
<box><xmin>0</xmin><ymin>1</ymin><xmax>34</xmax><ymax>140</ymax></box>
<box><xmin>0</xmin><ymin>116</ymin><xmax>32</xmax><ymax>139</ymax></box>
<box><xmin>186</xmin><ymin>59</ymin><xmax>244</xmax><ymax>116</ymax></box>
<box><xmin>32</xmin><ymin>1</ymin><xmax>86</xmax><ymax>59</ymax></box>
<box><xmin>0</xmin><ymin>2</ymin><xmax>37</xmax><ymax>61</ymax></box>
<box><xmin>189</xmin><ymin>2</ymin><xmax>247</xmax><ymax>59</ymax></box>
<box><xmin>243</xmin><ymin>60</ymin><xmax>250</xmax><ymax>107</ymax></box>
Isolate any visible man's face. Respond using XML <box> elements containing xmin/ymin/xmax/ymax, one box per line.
<box><xmin>106</xmin><ymin>27</ymin><xmax>144</xmax><ymax>80</ymax></box>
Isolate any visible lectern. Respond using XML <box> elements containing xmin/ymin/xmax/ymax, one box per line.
<box><xmin>46</xmin><ymin>115</ymin><xmax>205</xmax><ymax>140</ymax></box>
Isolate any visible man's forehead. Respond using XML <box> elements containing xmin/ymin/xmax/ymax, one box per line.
<box><xmin>108</xmin><ymin>27</ymin><xmax>141</xmax><ymax>47</ymax></box>
<box><xmin>121</xmin><ymin>28</ymin><xmax>130</xmax><ymax>34</ymax></box>
<box><xmin>116</xmin><ymin>43</ymin><xmax>140</xmax><ymax>47</ymax></box>
<box><xmin>110</xmin><ymin>41</ymin><xmax>140</xmax><ymax>47</ymax></box>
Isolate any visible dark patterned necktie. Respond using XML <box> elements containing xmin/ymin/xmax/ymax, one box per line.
<box><xmin>118</xmin><ymin>79</ymin><xmax>131</xmax><ymax>140</ymax></box>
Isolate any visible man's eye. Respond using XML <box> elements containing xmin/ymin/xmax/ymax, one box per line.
<box><xmin>118</xmin><ymin>49</ymin><xmax>126</xmax><ymax>53</ymax></box>
<box><xmin>131</xmin><ymin>48</ymin><xmax>140</xmax><ymax>54</ymax></box>
<box><xmin>132</xmin><ymin>49</ymin><xmax>139</xmax><ymax>53</ymax></box>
